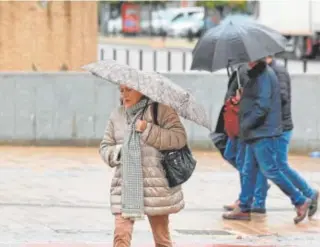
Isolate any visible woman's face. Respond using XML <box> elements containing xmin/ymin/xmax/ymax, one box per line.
<box><xmin>120</xmin><ymin>85</ymin><xmax>143</xmax><ymax>108</ymax></box>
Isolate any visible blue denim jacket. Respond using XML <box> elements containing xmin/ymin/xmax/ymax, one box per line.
<box><xmin>239</xmin><ymin>62</ymin><xmax>283</xmax><ymax>142</ymax></box>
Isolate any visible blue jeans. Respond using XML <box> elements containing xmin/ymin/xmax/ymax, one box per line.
<box><xmin>239</xmin><ymin>137</ymin><xmax>307</xmax><ymax>212</ymax></box>
<box><xmin>224</xmin><ymin>138</ymin><xmax>245</xmax><ymax>170</ymax></box>
<box><xmin>277</xmin><ymin>130</ymin><xmax>316</xmax><ymax>199</ymax></box>
<box><xmin>224</xmin><ymin>138</ymin><xmax>267</xmax><ymax>208</ymax></box>
<box><xmin>248</xmin><ymin>164</ymin><xmax>268</xmax><ymax>209</ymax></box>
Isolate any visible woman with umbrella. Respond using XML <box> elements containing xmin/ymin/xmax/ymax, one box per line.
<box><xmin>83</xmin><ymin>60</ymin><xmax>211</xmax><ymax>246</ymax></box>
<box><xmin>101</xmin><ymin>85</ymin><xmax>185</xmax><ymax>246</ymax></box>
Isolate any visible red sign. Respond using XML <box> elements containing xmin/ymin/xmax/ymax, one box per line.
<box><xmin>121</xmin><ymin>3</ymin><xmax>141</xmax><ymax>34</ymax></box>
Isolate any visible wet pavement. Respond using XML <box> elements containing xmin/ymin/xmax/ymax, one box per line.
<box><xmin>0</xmin><ymin>147</ymin><xmax>320</xmax><ymax>247</ymax></box>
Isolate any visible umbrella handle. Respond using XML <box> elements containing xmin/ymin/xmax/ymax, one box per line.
<box><xmin>226</xmin><ymin>67</ymin><xmax>231</xmax><ymax>78</ymax></box>
<box><xmin>236</xmin><ymin>67</ymin><xmax>241</xmax><ymax>89</ymax></box>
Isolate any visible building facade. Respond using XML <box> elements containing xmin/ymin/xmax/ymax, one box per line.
<box><xmin>0</xmin><ymin>1</ymin><xmax>97</xmax><ymax>71</ymax></box>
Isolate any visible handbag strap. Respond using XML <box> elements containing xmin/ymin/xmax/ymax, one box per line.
<box><xmin>140</xmin><ymin>99</ymin><xmax>150</xmax><ymax>120</ymax></box>
<box><xmin>151</xmin><ymin>102</ymin><xmax>159</xmax><ymax>125</ymax></box>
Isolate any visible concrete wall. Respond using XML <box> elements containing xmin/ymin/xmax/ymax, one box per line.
<box><xmin>0</xmin><ymin>72</ymin><xmax>320</xmax><ymax>153</ymax></box>
<box><xmin>0</xmin><ymin>1</ymin><xmax>97</xmax><ymax>71</ymax></box>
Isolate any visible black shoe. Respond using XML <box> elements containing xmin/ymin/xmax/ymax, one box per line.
<box><xmin>251</xmin><ymin>208</ymin><xmax>266</xmax><ymax>214</ymax></box>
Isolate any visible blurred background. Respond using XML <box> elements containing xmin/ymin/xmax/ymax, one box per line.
<box><xmin>98</xmin><ymin>0</ymin><xmax>320</xmax><ymax>60</ymax></box>
<box><xmin>1</xmin><ymin>0</ymin><xmax>320</xmax><ymax>151</ymax></box>
<box><xmin>1</xmin><ymin>0</ymin><xmax>320</xmax><ymax>73</ymax></box>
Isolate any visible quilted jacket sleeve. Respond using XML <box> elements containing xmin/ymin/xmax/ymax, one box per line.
<box><xmin>141</xmin><ymin>104</ymin><xmax>187</xmax><ymax>151</ymax></box>
<box><xmin>99</xmin><ymin>111</ymin><xmax>122</xmax><ymax>167</ymax></box>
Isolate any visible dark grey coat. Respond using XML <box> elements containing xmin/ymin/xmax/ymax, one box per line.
<box><xmin>210</xmin><ymin>65</ymin><xmax>249</xmax><ymax>156</ymax></box>
<box><xmin>269</xmin><ymin>61</ymin><xmax>293</xmax><ymax>131</ymax></box>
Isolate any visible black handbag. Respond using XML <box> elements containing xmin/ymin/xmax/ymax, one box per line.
<box><xmin>151</xmin><ymin>102</ymin><xmax>197</xmax><ymax>188</ymax></box>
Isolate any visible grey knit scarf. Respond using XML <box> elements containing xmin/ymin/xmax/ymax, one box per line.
<box><xmin>121</xmin><ymin>98</ymin><xmax>149</xmax><ymax>221</ymax></box>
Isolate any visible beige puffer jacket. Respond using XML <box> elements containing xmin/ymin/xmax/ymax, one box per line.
<box><xmin>100</xmin><ymin>103</ymin><xmax>187</xmax><ymax>216</ymax></box>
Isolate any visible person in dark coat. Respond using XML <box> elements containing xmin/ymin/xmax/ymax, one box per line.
<box><xmin>222</xmin><ymin>65</ymin><xmax>248</xmax><ymax>166</ymax></box>
<box><xmin>210</xmin><ymin>65</ymin><xmax>248</xmax><ymax>165</ymax></box>
<box><xmin>222</xmin><ymin>60</ymin><xmax>312</xmax><ymax>224</ymax></box>
<box><xmin>222</xmin><ymin>65</ymin><xmax>269</xmax><ymax>213</ymax></box>
<box><xmin>266</xmin><ymin>56</ymin><xmax>319</xmax><ymax>218</ymax></box>
<box><xmin>209</xmin><ymin>66</ymin><xmax>246</xmax><ymax>159</ymax></box>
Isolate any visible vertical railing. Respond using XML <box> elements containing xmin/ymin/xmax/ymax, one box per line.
<box><xmin>182</xmin><ymin>51</ymin><xmax>186</xmax><ymax>72</ymax></box>
<box><xmin>126</xmin><ymin>50</ymin><xmax>130</xmax><ymax>65</ymax></box>
<box><xmin>112</xmin><ymin>49</ymin><xmax>117</xmax><ymax>61</ymax></box>
<box><xmin>167</xmin><ymin>51</ymin><xmax>171</xmax><ymax>72</ymax></box>
<box><xmin>98</xmin><ymin>47</ymin><xmax>310</xmax><ymax>73</ymax></box>
<box><xmin>153</xmin><ymin>51</ymin><xmax>157</xmax><ymax>71</ymax></box>
<box><xmin>139</xmin><ymin>50</ymin><xmax>143</xmax><ymax>70</ymax></box>
<box><xmin>303</xmin><ymin>59</ymin><xmax>308</xmax><ymax>73</ymax></box>
<box><xmin>100</xmin><ymin>49</ymin><xmax>105</xmax><ymax>60</ymax></box>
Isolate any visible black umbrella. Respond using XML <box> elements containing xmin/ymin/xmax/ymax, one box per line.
<box><xmin>191</xmin><ymin>18</ymin><xmax>286</xmax><ymax>72</ymax></box>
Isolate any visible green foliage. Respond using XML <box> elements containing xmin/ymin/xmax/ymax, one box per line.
<box><xmin>196</xmin><ymin>0</ymin><xmax>247</xmax><ymax>11</ymax></box>
<box><xmin>139</xmin><ymin>0</ymin><xmax>167</xmax><ymax>4</ymax></box>
<box><xmin>98</xmin><ymin>0</ymin><xmax>166</xmax><ymax>5</ymax></box>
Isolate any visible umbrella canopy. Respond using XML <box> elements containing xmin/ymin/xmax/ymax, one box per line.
<box><xmin>191</xmin><ymin>18</ymin><xmax>286</xmax><ymax>72</ymax></box>
<box><xmin>82</xmin><ymin>59</ymin><xmax>211</xmax><ymax>130</ymax></box>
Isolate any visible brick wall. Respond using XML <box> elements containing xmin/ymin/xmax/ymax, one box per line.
<box><xmin>0</xmin><ymin>1</ymin><xmax>97</xmax><ymax>71</ymax></box>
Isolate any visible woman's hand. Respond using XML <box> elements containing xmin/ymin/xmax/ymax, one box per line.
<box><xmin>136</xmin><ymin>120</ymin><xmax>148</xmax><ymax>132</ymax></box>
<box><xmin>231</xmin><ymin>88</ymin><xmax>243</xmax><ymax>104</ymax></box>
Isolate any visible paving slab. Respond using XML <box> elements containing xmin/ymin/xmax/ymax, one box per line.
<box><xmin>0</xmin><ymin>147</ymin><xmax>319</xmax><ymax>247</ymax></box>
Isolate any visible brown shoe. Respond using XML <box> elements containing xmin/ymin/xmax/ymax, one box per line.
<box><xmin>294</xmin><ymin>198</ymin><xmax>312</xmax><ymax>224</ymax></box>
<box><xmin>222</xmin><ymin>207</ymin><xmax>251</xmax><ymax>221</ymax></box>
<box><xmin>309</xmin><ymin>190</ymin><xmax>319</xmax><ymax>218</ymax></box>
<box><xmin>223</xmin><ymin>200</ymin><xmax>240</xmax><ymax>211</ymax></box>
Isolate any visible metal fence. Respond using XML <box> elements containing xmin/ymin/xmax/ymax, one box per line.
<box><xmin>98</xmin><ymin>45</ymin><xmax>313</xmax><ymax>73</ymax></box>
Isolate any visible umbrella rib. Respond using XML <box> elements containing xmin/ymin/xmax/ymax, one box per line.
<box><xmin>231</xmin><ymin>23</ymin><xmax>255</xmax><ymax>63</ymax></box>
<box><xmin>252</xmin><ymin>23</ymin><xmax>286</xmax><ymax>48</ymax></box>
<box><xmin>192</xmin><ymin>25</ymin><xmax>222</xmax><ymax>57</ymax></box>
<box><xmin>245</xmin><ymin>25</ymin><xmax>284</xmax><ymax>58</ymax></box>
<box><xmin>211</xmin><ymin>24</ymin><xmax>228</xmax><ymax>71</ymax></box>
<box><xmin>235</xmin><ymin>22</ymin><xmax>285</xmax><ymax>59</ymax></box>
